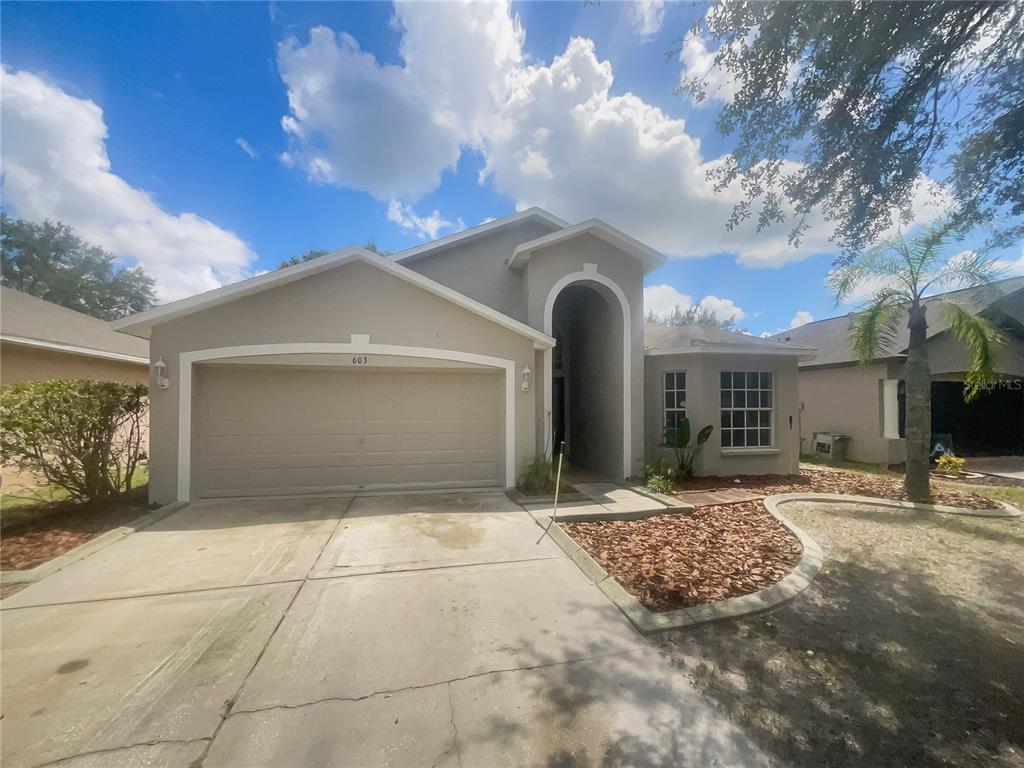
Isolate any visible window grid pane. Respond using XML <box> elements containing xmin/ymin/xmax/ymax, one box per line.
<box><xmin>719</xmin><ymin>371</ymin><xmax>773</xmax><ymax>448</ymax></box>
<box><xmin>663</xmin><ymin>370</ymin><xmax>686</xmax><ymax>437</ymax></box>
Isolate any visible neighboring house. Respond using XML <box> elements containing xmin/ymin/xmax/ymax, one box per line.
<box><xmin>773</xmin><ymin>277</ymin><xmax>1024</xmax><ymax>464</ymax></box>
<box><xmin>0</xmin><ymin>286</ymin><xmax>149</xmax><ymax>385</ymax></box>
<box><xmin>114</xmin><ymin>208</ymin><xmax>815</xmax><ymax>504</ymax></box>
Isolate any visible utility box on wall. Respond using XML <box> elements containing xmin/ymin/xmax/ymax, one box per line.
<box><xmin>813</xmin><ymin>432</ymin><xmax>849</xmax><ymax>462</ymax></box>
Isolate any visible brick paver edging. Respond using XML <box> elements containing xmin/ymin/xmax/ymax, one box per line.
<box><xmin>534</xmin><ymin>493</ymin><xmax>824</xmax><ymax>635</ymax></box>
<box><xmin>0</xmin><ymin>500</ymin><xmax>189</xmax><ymax>586</ymax></box>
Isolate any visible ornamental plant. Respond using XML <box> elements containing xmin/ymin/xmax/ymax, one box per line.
<box><xmin>1</xmin><ymin>379</ymin><xmax>148</xmax><ymax>502</ymax></box>
<box><xmin>664</xmin><ymin>416</ymin><xmax>714</xmax><ymax>478</ymax></box>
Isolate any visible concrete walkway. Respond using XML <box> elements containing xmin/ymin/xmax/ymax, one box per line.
<box><xmin>1</xmin><ymin>491</ymin><xmax>776</xmax><ymax>768</ymax></box>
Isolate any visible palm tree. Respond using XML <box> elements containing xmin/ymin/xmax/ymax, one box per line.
<box><xmin>828</xmin><ymin>222</ymin><xmax>1004</xmax><ymax>502</ymax></box>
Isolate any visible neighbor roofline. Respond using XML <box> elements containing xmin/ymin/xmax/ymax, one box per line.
<box><xmin>508</xmin><ymin>219</ymin><xmax>666</xmax><ymax>274</ymax></box>
<box><xmin>0</xmin><ymin>334</ymin><xmax>150</xmax><ymax>365</ymax></box>
<box><xmin>112</xmin><ymin>248</ymin><xmax>555</xmax><ymax>347</ymax></box>
<box><xmin>394</xmin><ymin>207</ymin><xmax>569</xmax><ymax>266</ymax></box>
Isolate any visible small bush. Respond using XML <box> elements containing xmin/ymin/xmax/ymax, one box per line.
<box><xmin>645</xmin><ymin>457</ymin><xmax>675</xmax><ymax>480</ymax></box>
<box><xmin>517</xmin><ymin>455</ymin><xmax>572</xmax><ymax>496</ymax></box>
<box><xmin>936</xmin><ymin>454</ymin><xmax>966</xmax><ymax>476</ymax></box>
<box><xmin>647</xmin><ymin>474</ymin><xmax>674</xmax><ymax>495</ymax></box>
<box><xmin>1</xmin><ymin>379</ymin><xmax>148</xmax><ymax>502</ymax></box>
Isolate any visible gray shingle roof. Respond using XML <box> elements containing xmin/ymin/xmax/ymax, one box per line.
<box><xmin>1</xmin><ymin>286</ymin><xmax>149</xmax><ymax>360</ymax></box>
<box><xmin>772</xmin><ymin>276</ymin><xmax>1024</xmax><ymax>367</ymax></box>
<box><xmin>645</xmin><ymin>322</ymin><xmax>815</xmax><ymax>354</ymax></box>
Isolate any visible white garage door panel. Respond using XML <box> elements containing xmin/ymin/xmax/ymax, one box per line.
<box><xmin>197</xmin><ymin>367</ymin><xmax>503</xmax><ymax>497</ymax></box>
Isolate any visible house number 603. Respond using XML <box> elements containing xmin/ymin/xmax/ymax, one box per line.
<box><xmin>351</xmin><ymin>355</ymin><xmax>368</xmax><ymax>365</ymax></box>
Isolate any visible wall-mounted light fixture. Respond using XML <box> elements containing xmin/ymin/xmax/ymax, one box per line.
<box><xmin>152</xmin><ymin>357</ymin><xmax>170</xmax><ymax>390</ymax></box>
<box><xmin>521</xmin><ymin>364</ymin><xmax>532</xmax><ymax>392</ymax></box>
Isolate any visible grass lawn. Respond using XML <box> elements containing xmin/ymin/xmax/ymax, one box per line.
<box><xmin>654</xmin><ymin>498</ymin><xmax>1024</xmax><ymax>768</ymax></box>
<box><xmin>1</xmin><ymin>465</ymin><xmax>155</xmax><ymax>576</ymax></box>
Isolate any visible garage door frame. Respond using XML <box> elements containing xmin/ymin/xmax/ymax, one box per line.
<box><xmin>176</xmin><ymin>340</ymin><xmax>517</xmax><ymax>501</ymax></box>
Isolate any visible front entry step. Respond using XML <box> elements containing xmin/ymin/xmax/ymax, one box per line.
<box><xmin>524</xmin><ymin>482</ymin><xmax>692</xmax><ymax>522</ymax></box>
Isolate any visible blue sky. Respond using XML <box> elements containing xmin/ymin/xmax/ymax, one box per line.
<box><xmin>1</xmin><ymin>1</ymin><xmax>1009</xmax><ymax>335</ymax></box>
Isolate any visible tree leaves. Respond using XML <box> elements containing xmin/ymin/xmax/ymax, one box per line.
<box><xmin>0</xmin><ymin>215</ymin><xmax>157</xmax><ymax>321</ymax></box>
<box><xmin>679</xmin><ymin>1</ymin><xmax>1024</xmax><ymax>256</ymax></box>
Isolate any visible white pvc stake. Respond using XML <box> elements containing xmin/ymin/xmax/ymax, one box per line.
<box><xmin>536</xmin><ymin>442</ymin><xmax>566</xmax><ymax>545</ymax></box>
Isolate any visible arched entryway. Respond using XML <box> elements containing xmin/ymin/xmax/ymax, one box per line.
<box><xmin>545</xmin><ymin>277</ymin><xmax>628</xmax><ymax>479</ymax></box>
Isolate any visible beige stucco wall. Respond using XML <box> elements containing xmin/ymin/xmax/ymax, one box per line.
<box><xmin>403</xmin><ymin>220</ymin><xmax>555</xmax><ymax>323</ymax></box>
<box><xmin>796</xmin><ymin>362</ymin><xmax>904</xmax><ymax>465</ymax></box>
<box><xmin>523</xmin><ymin>234</ymin><xmax>646</xmax><ymax>479</ymax></box>
<box><xmin>1</xmin><ymin>342</ymin><xmax>148</xmax><ymax>385</ymax></box>
<box><xmin>147</xmin><ymin>259</ymin><xmax>540</xmax><ymax>503</ymax></box>
<box><xmin>645</xmin><ymin>353</ymin><xmax>802</xmax><ymax>476</ymax></box>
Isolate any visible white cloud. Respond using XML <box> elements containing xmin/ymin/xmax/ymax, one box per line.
<box><xmin>632</xmin><ymin>0</ymin><xmax>666</xmax><ymax>41</ymax></box>
<box><xmin>789</xmin><ymin>309</ymin><xmax>814</xmax><ymax>328</ymax></box>
<box><xmin>679</xmin><ymin>34</ymin><xmax>739</xmax><ymax>103</ymax></box>
<box><xmin>277</xmin><ymin>2</ymin><xmax>523</xmax><ymax>200</ymax></box>
<box><xmin>699</xmin><ymin>294</ymin><xmax>745</xmax><ymax>321</ymax></box>
<box><xmin>1</xmin><ymin>68</ymin><xmax>255</xmax><ymax>301</ymax></box>
<box><xmin>277</xmin><ymin>2</ymin><xmax>946</xmax><ymax>267</ymax></box>
<box><xmin>643</xmin><ymin>284</ymin><xmax>745</xmax><ymax>322</ymax></box>
<box><xmin>386</xmin><ymin>200</ymin><xmax>455</xmax><ymax>240</ymax></box>
<box><xmin>235</xmin><ymin>137</ymin><xmax>259</xmax><ymax>159</ymax></box>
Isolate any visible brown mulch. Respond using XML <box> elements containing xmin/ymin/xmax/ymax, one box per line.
<box><xmin>563</xmin><ymin>501</ymin><xmax>802</xmax><ymax>611</ymax></box>
<box><xmin>1</xmin><ymin>489</ymin><xmax>155</xmax><ymax>571</ymax></box>
<box><xmin>673</xmin><ymin>465</ymin><xmax>999</xmax><ymax>510</ymax></box>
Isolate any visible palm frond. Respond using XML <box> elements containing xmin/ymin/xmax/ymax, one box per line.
<box><xmin>827</xmin><ymin>242</ymin><xmax>912</xmax><ymax>306</ymax></box>
<box><xmin>924</xmin><ymin>249</ymin><xmax>1005</xmax><ymax>293</ymax></box>
<box><xmin>848</xmin><ymin>289</ymin><xmax>905</xmax><ymax>365</ymax></box>
<box><xmin>941</xmin><ymin>299</ymin><xmax>1005</xmax><ymax>402</ymax></box>
<box><xmin>905</xmin><ymin>219</ymin><xmax>962</xmax><ymax>283</ymax></box>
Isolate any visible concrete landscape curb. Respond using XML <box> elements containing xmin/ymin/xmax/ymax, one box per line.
<box><xmin>765</xmin><ymin>492</ymin><xmax>1023</xmax><ymax>519</ymax></box>
<box><xmin>536</xmin><ymin>493</ymin><xmax>825</xmax><ymax>635</ymax></box>
<box><xmin>1</xmin><ymin>500</ymin><xmax>189</xmax><ymax>586</ymax></box>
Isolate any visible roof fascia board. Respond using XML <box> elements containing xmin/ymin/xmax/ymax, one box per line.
<box><xmin>112</xmin><ymin>247</ymin><xmax>372</xmax><ymax>335</ymax></box>
<box><xmin>1</xmin><ymin>335</ymin><xmax>149</xmax><ymax>364</ymax></box>
<box><xmin>113</xmin><ymin>249</ymin><xmax>555</xmax><ymax>348</ymax></box>
<box><xmin>509</xmin><ymin>219</ymin><xmax>666</xmax><ymax>273</ymax></box>
<box><xmin>395</xmin><ymin>208</ymin><xmax>568</xmax><ymax>266</ymax></box>
<box><xmin>645</xmin><ymin>343</ymin><xmax>817</xmax><ymax>360</ymax></box>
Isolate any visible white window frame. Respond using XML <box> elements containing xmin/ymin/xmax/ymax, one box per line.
<box><xmin>720</xmin><ymin>370</ymin><xmax>774</xmax><ymax>449</ymax></box>
<box><xmin>663</xmin><ymin>371</ymin><xmax>687</xmax><ymax>434</ymax></box>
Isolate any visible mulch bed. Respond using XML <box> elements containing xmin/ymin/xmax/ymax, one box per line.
<box><xmin>673</xmin><ymin>465</ymin><xmax>1000</xmax><ymax>510</ymax></box>
<box><xmin>1</xmin><ymin>489</ymin><xmax>155</xmax><ymax>571</ymax></box>
<box><xmin>563</xmin><ymin>501</ymin><xmax>802</xmax><ymax>611</ymax></box>
<box><xmin>562</xmin><ymin>466</ymin><xmax>1005</xmax><ymax>614</ymax></box>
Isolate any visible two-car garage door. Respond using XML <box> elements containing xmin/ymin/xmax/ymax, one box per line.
<box><xmin>196</xmin><ymin>366</ymin><xmax>504</xmax><ymax>497</ymax></box>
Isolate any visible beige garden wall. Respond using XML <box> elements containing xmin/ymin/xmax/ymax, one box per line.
<box><xmin>147</xmin><ymin>259</ymin><xmax>541</xmax><ymax>503</ymax></box>
<box><xmin>645</xmin><ymin>352</ymin><xmax>802</xmax><ymax>476</ymax></box>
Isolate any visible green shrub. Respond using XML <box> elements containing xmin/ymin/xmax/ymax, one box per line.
<box><xmin>645</xmin><ymin>457</ymin><xmax>675</xmax><ymax>480</ymax></box>
<box><xmin>664</xmin><ymin>416</ymin><xmax>714</xmax><ymax>478</ymax></box>
<box><xmin>1</xmin><ymin>379</ymin><xmax>148</xmax><ymax>502</ymax></box>
<box><xmin>517</xmin><ymin>455</ymin><xmax>572</xmax><ymax>496</ymax></box>
<box><xmin>936</xmin><ymin>454</ymin><xmax>966</xmax><ymax>476</ymax></box>
<box><xmin>647</xmin><ymin>473</ymin><xmax>674</xmax><ymax>495</ymax></box>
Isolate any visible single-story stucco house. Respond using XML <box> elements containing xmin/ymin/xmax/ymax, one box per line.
<box><xmin>772</xmin><ymin>277</ymin><xmax>1024</xmax><ymax>464</ymax></box>
<box><xmin>1</xmin><ymin>286</ymin><xmax>149</xmax><ymax>385</ymax></box>
<box><xmin>113</xmin><ymin>209</ymin><xmax>815</xmax><ymax>504</ymax></box>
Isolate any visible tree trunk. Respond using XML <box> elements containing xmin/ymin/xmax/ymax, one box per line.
<box><xmin>904</xmin><ymin>302</ymin><xmax>932</xmax><ymax>502</ymax></box>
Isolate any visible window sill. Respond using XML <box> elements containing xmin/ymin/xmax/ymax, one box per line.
<box><xmin>720</xmin><ymin>448</ymin><xmax>780</xmax><ymax>456</ymax></box>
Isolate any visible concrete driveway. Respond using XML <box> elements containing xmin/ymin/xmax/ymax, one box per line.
<box><xmin>1</xmin><ymin>491</ymin><xmax>774</xmax><ymax>768</ymax></box>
